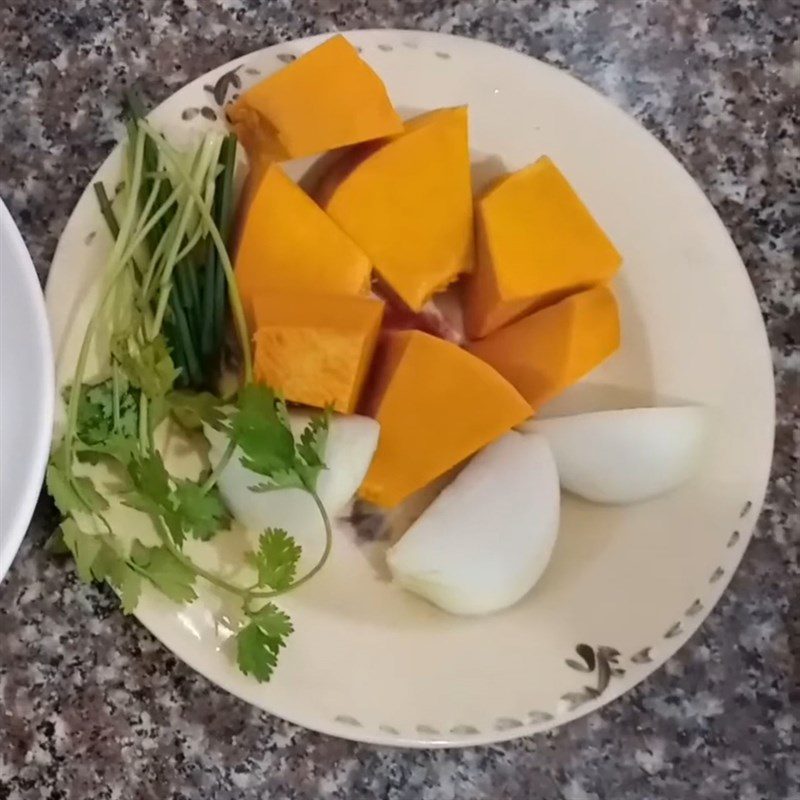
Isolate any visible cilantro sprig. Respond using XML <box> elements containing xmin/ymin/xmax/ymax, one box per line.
<box><xmin>236</xmin><ymin>603</ymin><xmax>294</xmax><ymax>682</ymax></box>
<box><xmin>229</xmin><ymin>385</ymin><xmax>331</xmax><ymax>493</ymax></box>
<box><xmin>48</xmin><ymin>113</ymin><xmax>334</xmax><ymax>684</ymax></box>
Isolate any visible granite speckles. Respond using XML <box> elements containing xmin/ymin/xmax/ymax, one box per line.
<box><xmin>1</xmin><ymin>1</ymin><xmax>798</xmax><ymax>798</ymax></box>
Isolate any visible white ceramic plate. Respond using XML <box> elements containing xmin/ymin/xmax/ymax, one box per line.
<box><xmin>46</xmin><ymin>30</ymin><xmax>774</xmax><ymax>747</ymax></box>
<box><xmin>0</xmin><ymin>199</ymin><xmax>54</xmax><ymax>581</ymax></box>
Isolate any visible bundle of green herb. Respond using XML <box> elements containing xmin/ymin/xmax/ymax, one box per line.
<box><xmin>47</xmin><ymin>104</ymin><xmax>332</xmax><ymax>682</ymax></box>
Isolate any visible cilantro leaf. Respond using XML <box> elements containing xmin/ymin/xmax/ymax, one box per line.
<box><xmin>88</xmin><ymin>541</ymin><xmax>121</xmax><ymax>583</ymax></box>
<box><xmin>92</xmin><ymin>546</ymin><xmax>143</xmax><ymax>614</ymax></box>
<box><xmin>59</xmin><ymin>520</ymin><xmax>142</xmax><ymax>613</ymax></box>
<box><xmin>172</xmin><ymin>480</ymin><xmax>230</xmax><ymax>541</ymax></box>
<box><xmin>73</xmin><ymin>476</ymin><xmax>110</xmax><ymax>512</ymax></box>
<box><xmin>67</xmin><ymin>379</ymin><xmax>140</xmax><ymax>465</ymax></box>
<box><xmin>297</xmin><ymin>410</ymin><xmax>330</xmax><ymax>469</ymax></box>
<box><xmin>235</xmin><ymin>624</ymin><xmax>279</xmax><ymax>682</ymax></box>
<box><xmin>113</xmin><ymin>335</ymin><xmax>179</xmax><ymax>401</ymax></box>
<box><xmin>246</xmin><ymin>529</ymin><xmax>301</xmax><ymax>591</ymax></box>
<box><xmin>274</xmin><ymin>395</ymin><xmax>292</xmax><ymax>430</ymax></box>
<box><xmin>45</xmin><ymin>527</ymin><xmax>69</xmax><ymax>555</ymax></box>
<box><xmin>60</xmin><ymin>518</ymin><xmax>102</xmax><ymax>582</ymax></box>
<box><xmin>229</xmin><ymin>385</ymin><xmax>297</xmax><ymax>478</ymax></box>
<box><xmin>228</xmin><ymin>387</ymin><xmax>332</xmax><ymax>492</ymax></box>
<box><xmin>248</xmin><ymin>470</ymin><xmax>305</xmax><ymax>492</ymax></box>
<box><xmin>76</xmin><ymin>435</ymin><xmax>139</xmax><ymax>466</ymax></box>
<box><xmin>125</xmin><ymin>452</ymin><xmax>230</xmax><ymax>545</ymax></box>
<box><xmin>130</xmin><ymin>542</ymin><xmax>197</xmax><ymax>603</ymax></box>
<box><xmin>123</xmin><ymin>451</ymin><xmax>186</xmax><ymax>547</ymax></box>
<box><xmin>115</xmin><ymin>564</ymin><xmax>143</xmax><ymax>614</ymax></box>
<box><xmin>46</xmin><ymin>463</ymin><xmax>83</xmax><ymax>514</ymax></box>
<box><xmin>235</xmin><ymin>602</ymin><xmax>293</xmax><ymax>683</ymax></box>
<box><xmin>167</xmin><ymin>390</ymin><xmax>227</xmax><ymax>431</ymax></box>
<box><xmin>295</xmin><ymin>410</ymin><xmax>330</xmax><ymax>490</ymax></box>
<box><xmin>248</xmin><ymin>603</ymin><xmax>294</xmax><ymax>637</ymax></box>
<box><xmin>75</xmin><ymin>379</ymin><xmax>139</xmax><ymax>444</ymax></box>
<box><xmin>127</xmin><ymin>451</ymin><xmax>172</xmax><ymax>505</ymax></box>
<box><xmin>47</xmin><ymin>460</ymin><xmax>109</xmax><ymax>515</ymax></box>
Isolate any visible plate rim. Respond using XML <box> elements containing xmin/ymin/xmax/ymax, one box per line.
<box><xmin>44</xmin><ymin>28</ymin><xmax>775</xmax><ymax>748</ymax></box>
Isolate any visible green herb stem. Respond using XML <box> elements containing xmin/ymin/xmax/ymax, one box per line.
<box><xmin>173</xmin><ymin>262</ymin><xmax>200</xmax><ymax>341</ymax></box>
<box><xmin>200</xmin><ymin>438</ymin><xmax>235</xmax><ymax>494</ymax></box>
<box><xmin>93</xmin><ymin>183</ymin><xmax>120</xmax><ymax>238</ymax></box>
<box><xmin>138</xmin><ymin>393</ymin><xmax>149</xmax><ymax>452</ymax></box>
<box><xmin>63</xmin><ymin>130</ymin><xmax>147</xmax><ymax>471</ymax></box>
<box><xmin>112</xmin><ymin>362</ymin><xmax>122</xmax><ymax>430</ymax></box>
<box><xmin>169</xmin><ymin>291</ymin><xmax>203</xmax><ymax>385</ymax></box>
<box><xmin>201</xmin><ymin>241</ymin><xmax>217</xmax><ymax>359</ymax></box>
<box><xmin>150</xmin><ymin>134</ymin><xmax>221</xmax><ymax>338</ymax></box>
<box><xmin>140</xmin><ymin>121</ymin><xmax>251</xmax><ymax>383</ymax></box>
<box><xmin>210</xmin><ymin>135</ymin><xmax>238</xmax><ymax>360</ymax></box>
<box><xmin>153</xmin><ymin>489</ymin><xmax>332</xmax><ymax>602</ymax></box>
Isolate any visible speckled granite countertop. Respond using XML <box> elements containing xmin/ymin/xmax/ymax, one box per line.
<box><xmin>1</xmin><ymin>1</ymin><xmax>798</xmax><ymax>797</ymax></box>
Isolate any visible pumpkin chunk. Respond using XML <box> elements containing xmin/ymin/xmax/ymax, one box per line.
<box><xmin>467</xmin><ymin>286</ymin><xmax>620</xmax><ymax>409</ymax></box>
<box><xmin>228</xmin><ymin>35</ymin><xmax>402</xmax><ymax>161</ymax></box>
<box><xmin>253</xmin><ymin>290</ymin><xmax>384</xmax><ymax>414</ymax></box>
<box><xmin>464</xmin><ymin>157</ymin><xmax>622</xmax><ymax>338</ymax></box>
<box><xmin>359</xmin><ymin>330</ymin><xmax>531</xmax><ymax>507</ymax></box>
<box><xmin>324</xmin><ymin>107</ymin><xmax>473</xmax><ymax>312</ymax></box>
<box><xmin>235</xmin><ymin>164</ymin><xmax>371</xmax><ymax>330</ymax></box>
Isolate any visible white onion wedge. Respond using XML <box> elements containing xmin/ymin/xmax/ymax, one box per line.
<box><xmin>205</xmin><ymin>413</ymin><xmax>380</xmax><ymax>539</ymax></box>
<box><xmin>527</xmin><ymin>406</ymin><xmax>707</xmax><ymax>504</ymax></box>
<box><xmin>387</xmin><ymin>431</ymin><xmax>560</xmax><ymax>615</ymax></box>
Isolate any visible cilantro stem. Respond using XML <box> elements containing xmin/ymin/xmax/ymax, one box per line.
<box><xmin>138</xmin><ymin>393</ymin><xmax>149</xmax><ymax>452</ymax></box>
<box><xmin>200</xmin><ymin>438</ymin><xmax>236</xmax><ymax>493</ymax></box>
<box><xmin>152</xmin><ymin>516</ymin><xmax>249</xmax><ymax>597</ymax></box>
<box><xmin>112</xmin><ymin>361</ymin><xmax>122</xmax><ymax>430</ymax></box>
<box><xmin>151</xmin><ymin>489</ymin><xmax>332</xmax><ymax>602</ymax></box>
<box><xmin>63</xmin><ymin>130</ymin><xmax>147</xmax><ymax>473</ymax></box>
<box><xmin>63</xmin><ymin>129</ymin><xmax>222</xmax><ymax>466</ymax></box>
<box><xmin>243</xmin><ymin>490</ymin><xmax>333</xmax><ymax>599</ymax></box>
<box><xmin>279</xmin><ymin>490</ymin><xmax>333</xmax><ymax>593</ymax></box>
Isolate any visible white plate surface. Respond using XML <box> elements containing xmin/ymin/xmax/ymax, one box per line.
<box><xmin>46</xmin><ymin>30</ymin><xmax>774</xmax><ymax>747</ymax></box>
<box><xmin>0</xmin><ymin>199</ymin><xmax>54</xmax><ymax>581</ymax></box>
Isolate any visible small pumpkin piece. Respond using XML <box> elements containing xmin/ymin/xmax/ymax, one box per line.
<box><xmin>253</xmin><ymin>291</ymin><xmax>385</xmax><ymax>414</ymax></box>
<box><xmin>235</xmin><ymin>164</ymin><xmax>372</xmax><ymax>330</ymax></box>
<box><xmin>359</xmin><ymin>330</ymin><xmax>532</xmax><ymax>508</ymax></box>
<box><xmin>464</xmin><ymin>156</ymin><xmax>622</xmax><ymax>339</ymax></box>
<box><xmin>324</xmin><ymin>107</ymin><xmax>473</xmax><ymax>312</ymax></box>
<box><xmin>228</xmin><ymin>35</ymin><xmax>403</xmax><ymax>161</ymax></box>
<box><xmin>467</xmin><ymin>286</ymin><xmax>620</xmax><ymax>409</ymax></box>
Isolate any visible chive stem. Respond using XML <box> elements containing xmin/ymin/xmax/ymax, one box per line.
<box><xmin>169</xmin><ymin>291</ymin><xmax>203</xmax><ymax>386</ymax></box>
<box><xmin>140</xmin><ymin>121</ymin><xmax>251</xmax><ymax>383</ymax></box>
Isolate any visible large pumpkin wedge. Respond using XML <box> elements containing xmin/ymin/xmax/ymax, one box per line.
<box><xmin>464</xmin><ymin>157</ymin><xmax>622</xmax><ymax>339</ymax></box>
<box><xmin>228</xmin><ymin>35</ymin><xmax>402</xmax><ymax>162</ymax></box>
<box><xmin>253</xmin><ymin>290</ymin><xmax>385</xmax><ymax>414</ymax></box>
<box><xmin>359</xmin><ymin>330</ymin><xmax>531</xmax><ymax>508</ymax></box>
<box><xmin>467</xmin><ymin>285</ymin><xmax>620</xmax><ymax>409</ymax></box>
<box><xmin>235</xmin><ymin>164</ymin><xmax>371</xmax><ymax>330</ymax></box>
<box><xmin>324</xmin><ymin>107</ymin><xmax>473</xmax><ymax>312</ymax></box>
